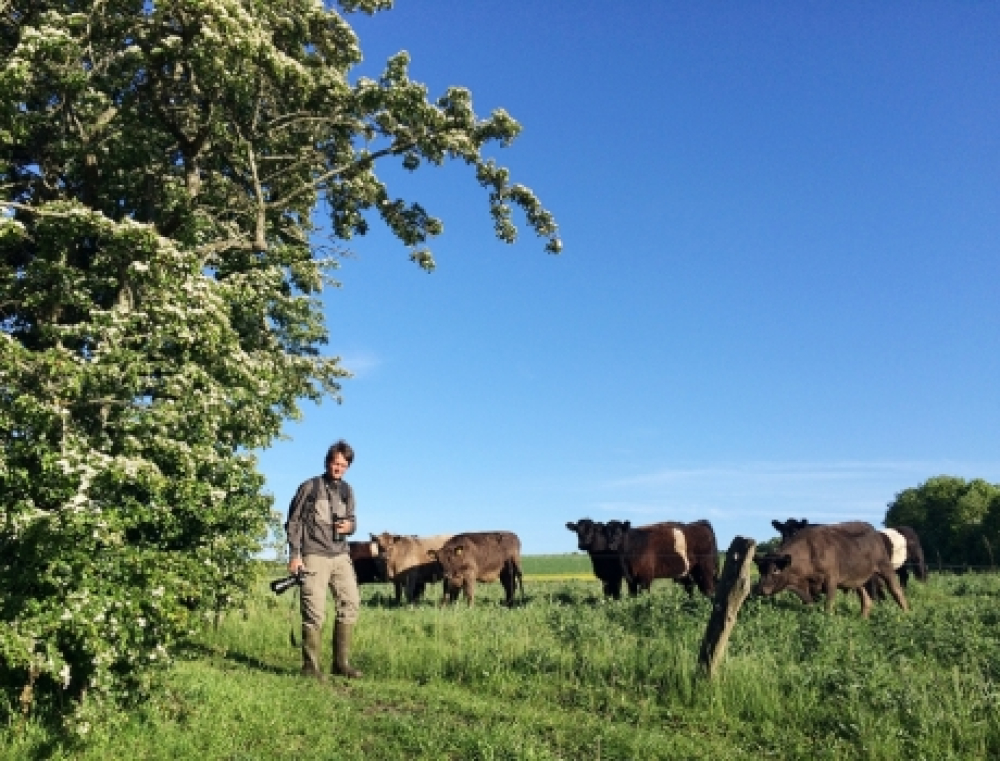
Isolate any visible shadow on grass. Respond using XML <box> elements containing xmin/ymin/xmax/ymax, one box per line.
<box><xmin>179</xmin><ymin>642</ymin><xmax>292</xmax><ymax>677</ymax></box>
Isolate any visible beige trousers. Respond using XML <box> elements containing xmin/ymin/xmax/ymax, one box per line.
<box><xmin>299</xmin><ymin>553</ymin><xmax>360</xmax><ymax>629</ymax></box>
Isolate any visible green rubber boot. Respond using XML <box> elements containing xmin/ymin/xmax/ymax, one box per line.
<box><xmin>332</xmin><ymin>621</ymin><xmax>362</xmax><ymax>679</ymax></box>
<box><xmin>301</xmin><ymin>626</ymin><xmax>325</xmax><ymax>681</ymax></box>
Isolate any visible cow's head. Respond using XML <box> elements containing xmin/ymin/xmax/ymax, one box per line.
<box><xmin>566</xmin><ymin>518</ymin><xmax>602</xmax><ymax>551</ymax></box>
<box><xmin>429</xmin><ymin>544</ymin><xmax>467</xmax><ymax>590</ymax></box>
<box><xmin>604</xmin><ymin>520</ymin><xmax>631</xmax><ymax>552</ymax></box>
<box><xmin>753</xmin><ymin>553</ymin><xmax>793</xmax><ymax>596</ymax></box>
<box><xmin>371</xmin><ymin>532</ymin><xmax>401</xmax><ymax>576</ymax></box>
<box><xmin>771</xmin><ymin>518</ymin><xmax>810</xmax><ymax>543</ymax></box>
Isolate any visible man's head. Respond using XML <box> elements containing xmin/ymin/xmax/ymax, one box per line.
<box><xmin>325</xmin><ymin>439</ymin><xmax>355</xmax><ymax>480</ymax></box>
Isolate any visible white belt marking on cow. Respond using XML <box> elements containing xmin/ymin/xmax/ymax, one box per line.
<box><xmin>881</xmin><ymin>529</ymin><xmax>907</xmax><ymax>568</ymax></box>
<box><xmin>370</xmin><ymin>541</ymin><xmax>379</xmax><ymax>556</ymax></box>
<box><xmin>672</xmin><ymin>528</ymin><xmax>690</xmax><ymax>576</ymax></box>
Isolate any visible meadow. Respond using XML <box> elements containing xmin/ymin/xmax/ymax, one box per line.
<box><xmin>3</xmin><ymin>556</ymin><xmax>999</xmax><ymax>760</ymax></box>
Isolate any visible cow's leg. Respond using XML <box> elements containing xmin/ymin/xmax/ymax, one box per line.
<box><xmin>439</xmin><ymin>581</ymin><xmax>457</xmax><ymax>606</ymax></box>
<box><xmin>823</xmin><ymin>579</ymin><xmax>838</xmax><ymax>614</ymax></box>
<box><xmin>606</xmin><ymin>576</ymin><xmax>623</xmax><ymax>599</ymax></box>
<box><xmin>501</xmin><ymin>567</ymin><xmax>515</xmax><ymax>607</ymax></box>
<box><xmin>694</xmin><ymin>565</ymin><xmax>715</xmax><ymax>597</ymax></box>
<box><xmin>857</xmin><ymin>586</ymin><xmax>872</xmax><ymax>618</ymax></box>
<box><xmin>680</xmin><ymin>576</ymin><xmax>695</xmax><ymax>597</ymax></box>
<box><xmin>464</xmin><ymin>578</ymin><xmax>476</xmax><ymax>607</ymax></box>
<box><xmin>898</xmin><ymin>566</ymin><xmax>910</xmax><ymax>588</ymax></box>
<box><xmin>881</xmin><ymin>565</ymin><xmax>909</xmax><ymax>612</ymax></box>
<box><xmin>394</xmin><ymin>580</ymin><xmax>404</xmax><ymax>605</ymax></box>
<box><xmin>403</xmin><ymin>573</ymin><xmax>416</xmax><ymax>604</ymax></box>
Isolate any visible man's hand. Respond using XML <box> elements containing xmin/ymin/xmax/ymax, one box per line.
<box><xmin>335</xmin><ymin>518</ymin><xmax>354</xmax><ymax>534</ymax></box>
<box><xmin>288</xmin><ymin>557</ymin><xmax>305</xmax><ymax>574</ymax></box>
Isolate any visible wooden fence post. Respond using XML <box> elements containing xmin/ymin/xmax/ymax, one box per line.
<box><xmin>698</xmin><ymin>536</ymin><xmax>756</xmax><ymax>679</ymax></box>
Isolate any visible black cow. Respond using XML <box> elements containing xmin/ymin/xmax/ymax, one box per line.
<box><xmin>565</xmin><ymin>519</ymin><xmax>631</xmax><ymax>599</ymax></box>
<box><xmin>349</xmin><ymin>540</ymin><xmax>386</xmax><ymax>585</ymax></box>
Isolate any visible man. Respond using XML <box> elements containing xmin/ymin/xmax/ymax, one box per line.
<box><xmin>285</xmin><ymin>439</ymin><xmax>362</xmax><ymax>679</ymax></box>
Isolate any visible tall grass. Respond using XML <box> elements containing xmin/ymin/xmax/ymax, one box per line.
<box><xmin>3</xmin><ymin>568</ymin><xmax>999</xmax><ymax>759</ymax></box>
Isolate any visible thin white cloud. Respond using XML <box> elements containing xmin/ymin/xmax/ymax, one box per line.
<box><xmin>588</xmin><ymin>459</ymin><xmax>1000</xmax><ymax>532</ymax></box>
<box><xmin>335</xmin><ymin>349</ymin><xmax>381</xmax><ymax>379</ymax></box>
<box><xmin>607</xmin><ymin>460</ymin><xmax>952</xmax><ymax>487</ymax></box>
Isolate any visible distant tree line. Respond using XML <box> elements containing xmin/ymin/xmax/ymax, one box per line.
<box><xmin>885</xmin><ymin>476</ymin><xmax>1000</xmax><ymax>570</ymax></box>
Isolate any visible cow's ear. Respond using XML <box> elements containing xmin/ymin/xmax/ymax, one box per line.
<box><xmin>623</xmin><ymin>521</ymin><xmax>631</xmax><ymax>530</ymax></box>
<box><xmin>777</xmin><ymin>554</ymin><xmax>792</xmax><ymax>570</ymax></box>
<box><xmin>566</xmin><ymin>522</ymin><xmax>577</xmax><ymax>532</ymax></box>
<box><xmin>771</xmin><ymin>520</ymin><xmax>783</xmax><ymax>532</ymax></box>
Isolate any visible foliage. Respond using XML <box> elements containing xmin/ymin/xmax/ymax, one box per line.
<box><xmin>0</xmin><ymin>0</ymin><xmax>558</xmax><ymax>726</ymax></box>
<box><xmin>885</xmin><ymin>476</ymin><xmax>1000</xmax><ymax>569</ymax></box>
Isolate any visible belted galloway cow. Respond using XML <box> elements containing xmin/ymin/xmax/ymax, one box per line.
<box><xmin>772</xmin><ymin>517</ymin><xmax>928</xmax><ymax>590</ymax></box>
<box><xmin>754</xmin><ymin>521</ymin><xmax>908</xmax><ymax>618</ymax></box>
<box><xmin>866</xmin><ymin>526</ymin><xmax>929</xmax><ymax>599</ymax></box>
<box><xmin>605</xmin><ymin>519</ymin><xmax>719</xmax><ymax>597</ymax></box>
<box><xmin>370</xmin><ymin>532</ymin><xmax>453</xmax><ymax>604</ymax></box>
<box><xmin>428</xmin><ymin>531</ymin><xmax>524</xmax><ymax>607</ymax></box>
<box><xmin>565</xmin><ymin>518</ymin><xmax>631</xmax><ymax>599</ymax></box>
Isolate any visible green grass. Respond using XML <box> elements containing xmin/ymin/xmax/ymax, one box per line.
<box><xmin>4</xmin><ymin>560</ymin><xmax>1000</xmax><ymax>760</ymax></box>
<box><xmin>521</xmin><ymin>553</ymin><xmax>593</xmax><ymax>579</ymax></box>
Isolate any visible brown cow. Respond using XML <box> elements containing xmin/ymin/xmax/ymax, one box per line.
<box><xmin>428</xmin><ymin>531</ymin><xmax>524</xmax><ymax>607</ymax></box>
<box><xmin>606</xmin><ymin>520</ymin><xmax>719</xmax><ymax>597</ymax></box>
<box><xmin>754</xmin><ymin>521</ymin><xmax>908</xmax><ymax>618</ymax></box>
<box><xmin>772</xmin><ymin>517</ymin><xmax>929</xmax><ymax>592</ymax></box>
<box><xmin>348</xmin><ymin>540</ymin><xmax>386</xmax><ymax>585</ymax></box>
<box><xmin>370</xmin><ymin>532</ymin><xmax>453</xmax><ymax>604</ymax></box>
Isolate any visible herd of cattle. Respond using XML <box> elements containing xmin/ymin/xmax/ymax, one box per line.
<box><xmin>344</xmin><ymin>519</ymin><xmax>929</xmax><ymax>617</ymax></box>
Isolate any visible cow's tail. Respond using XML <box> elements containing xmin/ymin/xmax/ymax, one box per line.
<box><xmin>709</xmin><ymin>525</ymin><xmax>721</xmax><ymax>581</ymax></box>
<box><xmin>619</xmin><ymin>532</ymin><xmax>637</xmax><ymax>590</ymax></box>
<box><xmin>516</xmin><ymin>560</ymin><xmax>525</xmax><ymax>604</ymax></box>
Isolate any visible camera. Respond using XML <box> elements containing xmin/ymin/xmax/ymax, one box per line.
<box><xmin>270</xmin><ymin>568</ymin><xmax>312</xmax><ymax>595</ymax></box>
<box><xmin>331</xmin><ymin>515</ymin><xmax>350</xmax><ymax>542</ymax></box>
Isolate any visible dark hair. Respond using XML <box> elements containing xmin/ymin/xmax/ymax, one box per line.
<box><xmin>325</xmin><ymin>439</ymin><xmax>355</xmax><ymax>467</ymax></box>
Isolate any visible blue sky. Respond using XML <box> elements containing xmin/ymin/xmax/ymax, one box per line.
<box><xmin>258</xmin><ymin>1</ymin><xmax>1000</xmax><ymax>555</ymax></box>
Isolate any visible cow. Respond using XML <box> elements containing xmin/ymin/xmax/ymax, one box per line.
<box><xmin>565</xmin><ymin>518</ymin><xmax>631</xmax><ymax>599</ymax></box>
<box><xmin>428</xmin><ymin>531</ymin><xmax>524</xmax><ymax>607</ymax></box>
<box><xmin>753</xmin><ymin>521</ymin><xmax>909</xmax><ymax>618</ymax></box>
<box><xmin>866</xmin><ymin>526</ymin><xmax>930</xmax><ymax>599</ymax></box>
<box><xmin>887</xmin><ymin>526</ymin><xmax>928</xmax><ymax>586</ymax></box>
<box><xmin>771</xmin><ymin>518</ymin><xmax>815</xmax><ymax>543</ymax></box>
<box><xmin>370</xmin><ymin>532</ymin><xmax>453</xmax><ymax>604</ymax></box>
<box><xmin>605</xmin><ymin>520</ymin><xmax>719</xmax><ymax>597</ymax></box>
<box><xmin>349</xmin><ymin>540</ymin><xmax>386</xmax><ymax>585</ymax></box>
<box><xmin>772</xmin><ymin>517</ymin><xmax>929</xmax><ymax>590</ymax></box>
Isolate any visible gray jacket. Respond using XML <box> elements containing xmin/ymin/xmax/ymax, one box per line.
<box><xmin>285</xmin><ymin>474</ymin><xmax>356</xmax><ymax>559</ymax></box>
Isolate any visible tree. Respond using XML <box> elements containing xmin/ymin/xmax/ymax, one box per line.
<box><xmin>0</xmin><ymin>0</ymin><xmax>559</xmax><ymax>725</ymax></box>
<box><xmin>885</xmin><ymin>476</ymin><xmax>1000</xmax><ymax>569</ymax></box>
